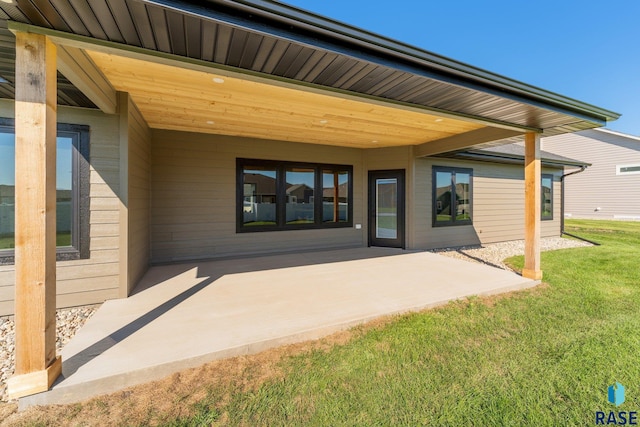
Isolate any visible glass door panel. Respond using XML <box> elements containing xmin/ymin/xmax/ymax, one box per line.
<box><xmin>375</xmin><ymin>178</ymin><xmax>398</xmax><ymax>239</ymax></box>
<box><xmin>368</xmin><ymin>170</ymin><xmax>405</xmax><ymax>248</ymax></box>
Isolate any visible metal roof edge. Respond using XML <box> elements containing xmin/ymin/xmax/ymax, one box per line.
<box><xmin>191</xmin><ymin>0</ymin><xmax>621</xmax><ymax>123</ymax></box>
<box><xmin>588</xmin><ymin>127</ymin><xmax>640</xmax><ymax>142</ymax></box>
<box><xmin>438</xmin><ymin>151</ymin><xmax>591</xmax><ymax>168</ymax></box>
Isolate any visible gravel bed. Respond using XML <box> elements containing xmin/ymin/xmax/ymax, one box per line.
<box><xmin>0</xmin><ymin>305</ymin><xmax>98</xmax><ymax>403</ymax></box>
<box><xmin>0</xmin><ymin>237</ymin><xmax>589</xmax><ymax>403</ymax></box>
<box><xmin>428</xmin><ymin>236</ymin><xmax>592</xmax><ymax>270</ymax></box>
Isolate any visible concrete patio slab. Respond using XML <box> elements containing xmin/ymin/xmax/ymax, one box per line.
<box><xmin>21</xmin><ymin>248</ymin><xmax>538</xmax><ymax>407</ymax></box>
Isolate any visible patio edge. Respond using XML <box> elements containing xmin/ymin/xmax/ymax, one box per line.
<box><xmin>18</xmin><ymin>278</ymin><xmax>538</xmax><ymax>409</ymax></box>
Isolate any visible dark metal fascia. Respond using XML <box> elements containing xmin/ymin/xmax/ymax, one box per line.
<box><xmin>144</xmin><ymin>0</ymin><xmax>620</xmax><ymax>125</ymax></box>
<box><xmin>437</xmin><ymin>151</ymin><xmax>590</xmax><ymax>168</ymax></box>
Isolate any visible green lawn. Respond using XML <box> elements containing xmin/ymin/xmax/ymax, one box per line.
<box><xmin>158</xmin><ymin>219</ymin><xmax>640</xmax><ymax>426</ymax></box>
<box><xmin>0</xmin><ymin>232</ymin><xmax>70</xmax><ymax>249</ymax></box>
<box><xmin>8</xmin><ymin>220</ymin><xmax>640</xmax><ymax>426</ymax></box>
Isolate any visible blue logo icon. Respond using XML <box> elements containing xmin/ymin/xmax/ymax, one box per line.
<box><xmin>608</xmin><ymin>382</ymin><xmax>626</xmax><ymax>407</ymax></box>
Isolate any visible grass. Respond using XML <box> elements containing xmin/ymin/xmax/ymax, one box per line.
<box><xmin>0</xmin><ymin>233</ymin><xmax>71</xmax><ymax>250</ymax></box>
<box><xmin>3</xmin><ymin>220</ymin><xmax>639</xmax><ymax>426</ymax></box>
<box><xmin>436</xmin><ymin>213</ymin><xmax>471</xmax><ymax>221</ymax></box>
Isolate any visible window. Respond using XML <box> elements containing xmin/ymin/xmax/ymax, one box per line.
<box><xmin>617</xmin><ymin>164</ymin><xmax>640</xmax><ymax>175</ymax></box>
<box><xmin>0</xmin><ymin>118</ymin><xmax>90</xmax><ymax>264</ymax></box>
<box><xmin>541</xmin><ymin>174</ymin><xmax>553</xmax><ymax>220</ymax></box>
<box><xmin>432</xmin><ymin>166</ymin><xmax>472</xmax><ymax>227</ymax></box>
<box><xmin>237</xmin><ymin>159</ymin><xmax>352</xmax><ymax>232</ymax></box>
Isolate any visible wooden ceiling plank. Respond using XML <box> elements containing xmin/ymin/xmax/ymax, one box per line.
<box><xmin>127</xmin><ymin>89</ymin><xmax>474</xmax><ymax>137</ymax></box>
<box><xmin>152</xmin><ymin>120</ymin><xmax>382</xmax><ymax>147</ymax></box>
<box><xmin>92</xmin><ymin>54</ymin><xmax>481</xmax><ymax>127</ymax></box>
<box><xmin>136</xmin><ymin>102</ymin><xmax>455</xmax><ymax>142</ymax></box>
<box><xmin>85</xmin><ymin>49</ymin><xmax>484</xmax><ymax>147</ymax></box>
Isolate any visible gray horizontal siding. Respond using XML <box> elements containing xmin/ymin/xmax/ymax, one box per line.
<box><xmin>412</xmin><ymin>157</ymin><xmax>561</xmax><ymax>249</ymax></box>
<box><xmin>0</xmin><ymin>99</ymin><xmax>121</xmax><ymax>315</ymax></box>
<box><xmin>543</xmin><ymin>130</ymin><xmax>640</xmax><ymax>220</ymax></box>
<box><xmin>125</xmin><ymin>96</ymin><xmax>152</xmax><ymax>295</ymax></box>
<box><xmin>151</xmin><ymin>130</ymin><xmax>365</xmax><ymax>263</ymax></box>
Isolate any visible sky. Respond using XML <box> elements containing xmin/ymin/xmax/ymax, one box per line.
<box><xmin>0</xmin><ymin>133</ymin><xmax>72</xmax><ymax>190</ymax></box>
<box><xmin>282</xmin><ymin>0</ymin><xmax>640</xmax><ymax>136</ymax></box>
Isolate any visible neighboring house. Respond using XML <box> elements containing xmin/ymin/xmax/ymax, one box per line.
<box><xmin>543</xmin><ymin>129</ymin><xmax>640</xmax><ymax>220</ymax></box>
<box><xmin>0</xmin><ymin>0</ymin><xmax>619</xmax><ymax>398</ymax></box>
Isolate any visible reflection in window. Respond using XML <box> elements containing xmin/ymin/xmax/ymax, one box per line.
<box><xmin>456</xmin><ymin>173</ymin><xmax>471</xmax><ymax>221</ymax></box>
<box><xmin>322</xmin><ymin>170</ymin><xmax>349</xmax><ymax>223</ymax></box>
<box><xmin>542</xmin><ymin>175</ymin><xmax>553</xmax><ymax>220</ymax></box>
<box><xmin>237</xmin><ymin>159</ymin><xmax>353</xmax><ymax>232</ymax></box>
<box><xmin>0</xmin><ymin>131</ymin><xmax>75</xmax><ymax>250</ymax></box>
<box><xmin>286</xmin><ymin>168</ymin><xmax>315</xmax><ymax>224</ymax></box>
<box><xmin>375</xmin><ymin>178</ymin><xmax>397</xmax><ymax>239</ymax></box>
<box><xmin>433</xmin><ymin>166</ymin><xmax>473</xmax><ymax>227</ymax></box>
<box><xmin>242</xmin><ymin>167</ymin><xmax>277</xmax><ymax>226</ymax></box>
<box><xmin>435</xmin><ymin>171</ymin><xmax>452</xmax><ymax>222</ymax></box>
<box><xmin>0</xmin><ymin>131</ymin><xmax>14</xmax><ymax>249</ymax></box>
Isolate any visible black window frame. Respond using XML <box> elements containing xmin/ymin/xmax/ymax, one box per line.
<box><xmin>236</xmin><ymin>158</ymin><xmax>353</xmax><ymax>232</ymax></box>
<box><xmin>0</xmin><ymin>118</ymin><xmax>90</xmax><ymax>265</ymax></box>
<box><xmin>541</xmin><ymin>173</ymin><xmax>553</xmax><ymax>221</ymax></box>
<box><xmin>432</xmin><ymin>166</ymin><xmax>473</xmax><ymax>227</ymax></box>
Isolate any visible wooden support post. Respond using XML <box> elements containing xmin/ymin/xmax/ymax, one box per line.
<box><xmin>7</xmin><ymin>32</ymin><xmax>61</xmax><ymax>399</ymax></box>
<box><xmin>523</xmin><ymin>132</ymin><xmax>542</xmax><ymax>280</ymax></box>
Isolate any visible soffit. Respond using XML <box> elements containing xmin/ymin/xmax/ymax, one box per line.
<box><xmin>88</xmin><ymin>50</ymin><xmax>483</xmax><ymax>148</ymax></box>
<box><xmin>0</xmin><ymin>0</ymin><xmax>619</xmax><ymax>138</ymax></box>
<box><xmin>0</xmin><ymin>20</ymin><xmax>95</xmax><ymax>107</ymax></box>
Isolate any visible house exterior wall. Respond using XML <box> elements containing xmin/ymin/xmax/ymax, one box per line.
<box><xmin>412</xmin><ymin>157</ymin><xmax>561</xmax><ymax>249</ymax></box>
<box><xmin>543</xmin><ymin>129</ymin><xmax>640</xmax><ymax>220</ymax></box>
<box><xmin>150</xmin><ymin>130</ymin><xmax>365</xmax><ymax>263</ymax></box>
<box><xmin>363</xmin><ymin>146</ymin><xmax>412</xmax><ymax>247</ymax></box>
<box><xmin>151</xmin><ymin>131</ymin><xmax>562</xmax><ymax>262</ymax></box>
<box><xmin>123</xmin><ymin>95</ymin><xmax>152</xmax><ymax>295</ymax></box>
<box><xmin>0</xmin><ymin>109</ymin><xmax>566</xmax><ymax>315</ymax></box>
<box><xmin>0</xmin><ymin>99</ymin><xmax>122</xmax><ymax>315</ymax></box>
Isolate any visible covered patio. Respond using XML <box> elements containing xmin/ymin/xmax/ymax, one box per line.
<box><xmin>0</xmin><ymin>0</ymin><xmax>619</xmax><ymax>400</ymax></box>
<box><xmin>21</xmin><ymin>248</ymin><xmax>537</xmax><ymax>406</ymax></box>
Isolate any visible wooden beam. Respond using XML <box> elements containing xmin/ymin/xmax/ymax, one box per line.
<box><xmin>414</xmin><ymin>127</ymin><xmax>523</xmax><ymax>157</ymax></box>
<box><xmin>7</xmin><ymin>31</ymin><xmax>61</xmax><ymax>399</ymax></box>
<box><xmin>523</xmin><ymin>132</ymin><xmax>542</xmax><ymax>280</ymax></box>
<box><xmin>56</xmin><ymin>44</ymin><xmax>117</xmax><ymax>114</ymax></box>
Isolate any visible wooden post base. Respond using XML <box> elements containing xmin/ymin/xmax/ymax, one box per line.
<box><xmin>7</xmin><ymin>356</ymin><xmax>62</xmax><ymax>400</ymax></box>
<box><xmin>522</xmin><ymin>268</ymin><xmax>543</xmax><ymax>280</ymax></box>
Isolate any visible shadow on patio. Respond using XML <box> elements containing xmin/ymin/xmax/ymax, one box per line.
<box><xmin>21</xmin><ymin>247</ymin><xmax>537</xmax><ymax>407</ymax></box>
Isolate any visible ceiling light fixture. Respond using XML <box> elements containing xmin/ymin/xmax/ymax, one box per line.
<box><xmin>206</xmin><ymin>120</ymin><xmax>215</xmax><ymax>125</ymax></box>
<box><xmin>212</xmin><ymin>77</ymin><xmax>225</xmax><ymax>84</ymax></box>
<box><xmin>319</xmin><ymin>120</ymin><xmax>328</xmax><ymax>124</ymax></box>
<box><xmin>435</xmin><ymin>118</ymin><xmax>444</xmax><ymax>123</ymax></box>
